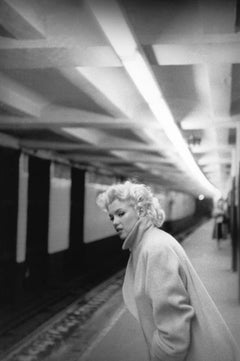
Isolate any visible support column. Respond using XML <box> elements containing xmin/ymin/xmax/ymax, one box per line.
<box><xmin>230</xmin><ymin>150</ymin><xmax>237</xmax><ymax>272</ymax></box>
<box><xmin>236</xmin><ymin>123</ymin><xmax>240</xmax><ymax>302</ymax></box>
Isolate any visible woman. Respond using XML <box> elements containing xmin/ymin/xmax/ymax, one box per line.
<box><xmin>96</xmin><ymin>180</ymin><xmax>240</xmax><ymax>361</ymax></box>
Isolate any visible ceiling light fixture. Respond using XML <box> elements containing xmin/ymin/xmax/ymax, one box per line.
<box><xmin>123</xmin><ymin>50</ymin><xmax>221</xmax><ymax>198</ymax></box>
<box><xmin>86</xmin><ymin>0</ymin><xmax>221</xmax><ymax>198</ymax></box>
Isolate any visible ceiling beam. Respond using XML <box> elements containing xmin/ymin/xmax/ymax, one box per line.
<box><xmin>181</xmin><ymin>118</ymin><xmax>238</xmax><ymax>129</ymax></box>
<box><xmin>0</xmin><ymin>0</ymin><xmax>45</xmax><ymax>39</ymax></box>
<box><xmin>198</xmin><ymin>157</ymin><xmax>231</xmax><ymax>166</ymax></box>
<box><xmin>2</xmin><ymin>37</ymin><xmax>240</xmax><ymax>68</ymax></box>
<box><xmin>0</xmin><ymin>39</ymin><xmax>121</xmax><ymax>69</ymax></box>
<box><xmin>59</xmin><ymin>68</ymin><xmax>128</xmax><ymax>119</ymax></box>
<box><xmin>191</xmin><ymin>145</ymin><xmax>234</xmax><ymax>154</ymax></box>
<box><xmin>65</xmin><ymin>153</ymin><xmax>172</xmax><ymax>166</ymax></box>
<box><xmin>0</xmin><ymin>107</ymin><xmax>160</xmax><ymax>129</ymax></box>
<box><xmin>75</xmin><ymin>67</ymin><xmax>142</xmax><ymax>119</ymax></box>
<box><xmin>64</xmin><ymin>154</ymin><xmax>132</xmax><ymax>163</ymax></box>
<box><xmin>19</xmin><ymin>139</ymin><xmax>157</xmax><ymax>152</ymax></box>
<box><xmin>0</xmin><ymin>73</ymin><xmax>46</xmax><ymax>117</ymax></box>
<box><xmin>152</xmin><ymin>40</ymin><xmax>240</xmax><ymax>65</ymax></box>
<box><xmin>60</xmin><ymin>127</ymin><xmax>172</xmax><ymax>180</ymax></box>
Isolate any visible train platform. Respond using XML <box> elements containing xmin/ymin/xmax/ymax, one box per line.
<box><xmin>2</xmin><ymin>218</ymin><xmax>240</xmax><ymax>361</ymax></box>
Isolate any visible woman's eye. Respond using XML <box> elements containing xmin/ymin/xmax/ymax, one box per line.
<box><xmin>118</xmin><ymin>211</ymin><xmax>125</xmax><ymax>217</ymax></box>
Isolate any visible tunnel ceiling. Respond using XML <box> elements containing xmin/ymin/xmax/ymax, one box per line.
<box><xmin>0</xmin><ymin>0</ymin><xmax>239</xmax><ymax>198</ymax></box>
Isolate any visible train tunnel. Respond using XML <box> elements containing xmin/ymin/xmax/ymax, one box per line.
<box><xmin>0</xmin><ymin>0</ymin><xmax>240</xmax><ymax>360</ymax></box>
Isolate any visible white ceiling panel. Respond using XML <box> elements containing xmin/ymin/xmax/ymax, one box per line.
<box><xmin>0</xmin><ymin>0</ymin><xmax>239</xmax><ymax>198</ymax></box>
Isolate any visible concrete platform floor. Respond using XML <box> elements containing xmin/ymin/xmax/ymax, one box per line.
<box><xmin>80</xmin><ymin>219</ymin><xmax>240</xmax><ymax>361</ymax></box>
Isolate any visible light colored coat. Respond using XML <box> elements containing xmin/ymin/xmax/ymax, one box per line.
<box><xmin>122</xmin><ymin>219</ymin><xmax>240</xmax><ymax>361</ymax></box>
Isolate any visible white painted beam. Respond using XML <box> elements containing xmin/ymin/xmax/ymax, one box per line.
<box><xmin>2</xmin><ymin>37</ymin><xmax>240</xmax><ymax>68</ymax></box>
<box><xmin>112</xmin><ymin>151</ymin><xmax>171</xmax><ymax>164</ymax></box>
<box><xmin>76</xmin><ymin>67</ymin><xmax>141</xmax><ymax>119</ymax></box>
<box><xmin>59</xmin><ymin>68</ymin><xmax>126</xmax><ymax>119</ymax></box>
<box><xmin>181</xmin><ymin>118</ymin><xmax>238</xmax><ymax>129</ymax></box>
<box><xmin>191</xmin><ymin>145</ymin><xmax>233</xmax><ymax>154</ymax></box>
<box><xmin>0</xmin><ymin>39</ymin><xmax>121</xmax><ymax>69</ymax></box>
<box><xmin>62</xmin><ymin>128</ymin><xmax>105</xmax><ymax>146</ymax></box>
<box><xmin>0</xmin><ymin>115</ymin><xmax>160</xmax><ymax>131</ymax></box>
<box><xmin>152</xmin><ymin>41</ymin><xmax>240</xmax><ymax>65</ymax></box>
<box><xmin>0</xmin><ymin>0</ymin><xmax>45</xmax><ymax>39</ymax></box>
<box><xmin>64</xmin><ymin>155</ymin><xmax>131</xmax><ymax>163</ymax></box>
<box><xmin>198</xmin><ymin>156</ymin><xmax>231</xmax><ymax>166</ymax></box>
<box><xmin>19</xmin><ymin>139</ymin><xmax>158</xmax><ymax>152</ymax></box>
<box><xmin>0</xmin><ymin>73</ymin><xmax>46</xmax><ymax>117</ymax></box>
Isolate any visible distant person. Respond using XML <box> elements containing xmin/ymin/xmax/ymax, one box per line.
<box><xmin>96</xmin><ymin>180</ymin><xmax>240</xmax><ymax>361</ymax></box>
<box><xmin>213</xmin><ymin>198</ymin><xmax>226</xmax><ymax>248</ymax></box>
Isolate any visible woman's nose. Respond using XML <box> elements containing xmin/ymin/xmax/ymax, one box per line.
<box><xmin>112</xmin><ymin>216</ymin><xmax>119</xmax><ymax>226</ymax></box>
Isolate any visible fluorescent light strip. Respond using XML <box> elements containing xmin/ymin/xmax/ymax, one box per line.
<box><xmin>86</xmin><ymin>0</ymin><xmax>221</xmax><ymax>197</ymax></box>
<box><xmin>123</xmin><ymin>51</ymin><xmax>221</xmax><ymax>197</ymax></box>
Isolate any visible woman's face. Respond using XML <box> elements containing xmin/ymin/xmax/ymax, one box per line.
<box><xmin>108</xmin><ymin>199</ymin><xmax>139</xmax><ymax>240</ymax></box>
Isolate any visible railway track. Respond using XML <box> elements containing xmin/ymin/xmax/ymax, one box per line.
<box><xmin>0</xmin><ymin>268</ymin><xmax>124</xmax><ymax>361</ymax></box>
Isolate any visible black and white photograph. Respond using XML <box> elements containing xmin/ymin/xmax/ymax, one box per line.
<box><xmin>0</xmin><ymin>0</ymin><xmax>240</xmax><ymax>360</ymax></box>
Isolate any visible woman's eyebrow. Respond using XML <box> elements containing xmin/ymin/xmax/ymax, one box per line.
<box><xmin>116</xmin><ymin>207</ymin><xmax>125</xmax><ymax>213</ymax></box>
<box><xmin>109</xmin><ymin>207</ymin><xmax>124</xmax><ymax>215</ymax></box>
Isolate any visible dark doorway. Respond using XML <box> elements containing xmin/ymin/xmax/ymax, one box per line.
<box><xmin>67</xmin><ymin>168</ymin><xmax>85</xmax><ymax>276</ymax></box>
<box><xmin>25</xmin><ymin>156</ymin><xmax>50</xmax><ymax>290</ymax></box>
<box><xmin>0</xmin><ymin>148</ymin><xmax>19</xmax><ymax>304</ymax></box>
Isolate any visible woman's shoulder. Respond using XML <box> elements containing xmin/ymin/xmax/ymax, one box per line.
<box><xmin>148</xmin><ymin>226</ymin><xmax>176</xmax><ymax>241</ymax></box>
<box><xmin>142</xmin><ymin>226</ymin><xmax>178</xmax><ymax>254</ymax></box>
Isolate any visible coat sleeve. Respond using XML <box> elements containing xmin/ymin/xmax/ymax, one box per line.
<box><xmin>144</xmin><ymin>242</ymin><xmax>195</xmax><ymax>361</ymax></box>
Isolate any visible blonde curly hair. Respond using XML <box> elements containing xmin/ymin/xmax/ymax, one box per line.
<box><xmin>96</xmin><ymin>180</ymin><xmax>165</xmax><ymax>228</ymax></box>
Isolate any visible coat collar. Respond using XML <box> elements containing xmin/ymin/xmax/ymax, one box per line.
<box><xmin>122</xmin><ymin>217</ymin><xmax>153</xmax><ymax>251</ymax></box>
